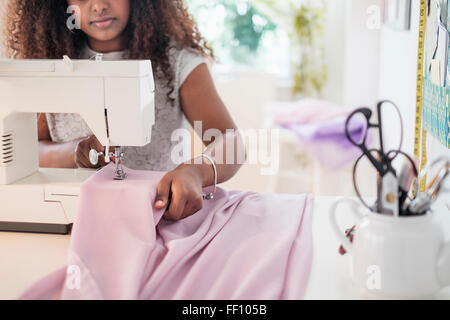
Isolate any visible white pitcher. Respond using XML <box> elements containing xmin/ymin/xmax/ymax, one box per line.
<box><xmin>330</xmin><ymin>198</ymin><xmax>450</xmax><ymax>299</ymax></box>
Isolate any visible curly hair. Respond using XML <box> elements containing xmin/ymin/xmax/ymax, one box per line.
<box><xmin>2</xmin><ymin>0</ymin><xmax>213</xmax><ymax>104</ymax></box>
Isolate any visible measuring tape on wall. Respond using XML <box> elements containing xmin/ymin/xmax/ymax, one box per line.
<box><xmin>415</xmin><ymin>0</ymin><xmax>428</xmax><ymax>192</ymax></box>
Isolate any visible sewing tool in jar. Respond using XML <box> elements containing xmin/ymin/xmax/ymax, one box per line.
<box><xmin>345</xmin><ymin>100</ymin><xmax>417</xmax><ymax>216</ymax></box>
<box><xmin>407</xmin><ymin>157</ymin><xmax>450</xmax><ymax>215</ymax></box>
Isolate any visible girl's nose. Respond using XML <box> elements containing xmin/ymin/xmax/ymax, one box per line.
<box><xmin>91</xmin><ymin>0</ymin><xmax>110</xmax><ymax>14</ymax></box>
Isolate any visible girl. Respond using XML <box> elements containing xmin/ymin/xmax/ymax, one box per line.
<box><xmin>3</xmin><ymin>0</ymin><xmax>243</xmax><ymax>221</ymax></box>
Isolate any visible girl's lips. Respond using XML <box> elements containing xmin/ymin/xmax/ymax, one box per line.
<box><xmin>91</xmin><ymin>18</ymin><xmax>115</xmax><ymax>29</ymax></box>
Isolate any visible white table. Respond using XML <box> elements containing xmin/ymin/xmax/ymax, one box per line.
<box><xmin>304</xmin><ymin>197</ymin><xmax>450</xmax><ymax>299</ymax></box>
<box><xmin>1</xmin><ymin>196</ymin><xmax>449</xmax><ymax>300</ymax></box>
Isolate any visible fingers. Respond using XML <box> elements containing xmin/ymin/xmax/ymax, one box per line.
<box><xmin>98</xmin><ymin>153</ymin><xmax>109</xmax><ymax>167</ymax></box>
<box><xmin>180</xmin><ymin>195</ymin><xmax>203</xmax><ymax>219</ymax></box>
<box><xmin>164</xmin><ymin>180</ymin><xmax>186</xmax><ymax>220</ymax></box>
<box><xmin>89</xmin><ymin>135</ymin><xmax>103</xmax><ymax>151</ymax></box>
<box><xmin>155</xmin><ymin>174</ymin><xmax>172</xmax><ymax>209</ymax></box>
<box><xmin>76</xmin><ymin>149</ymin><xmax>91</xmax><ymax>168</ymax></box>
<box><xmin>162</xmin><ymin>180</ymin><xmax>203</xmax><ymax>221</ymax></box>
<box><xmin>74</xmin><ymin>135</ymin><xmax>111</xmax><ymax>168</ymax></box>
<box><xmin>89</xmin><ymin>136</ymin><xmax>108</xmax><ymax>167</ymax></box>
<box><xmin>75</xmin><ymin>137</ymin><xmax>95</xmax><ymax>168</ymax></box>
<box><xmin>165</xmin><ymin>197</ymin><xmax>187</xmax><ymax>221</ymax></box>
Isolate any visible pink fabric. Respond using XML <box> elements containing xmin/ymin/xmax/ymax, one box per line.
<box><xmin>268</xmin><ymin>99</ymin><xmax>366</xmax><ymax>169</ymax></box>
<box><xmin>270</xmin><ymin>98</ymin><xmax>348</xmax><ymax>125</ymax></box>
<box><xmin>20</xmin><ymin>164</ymin><xmax>314</xmax><ymax>300</ymax></box>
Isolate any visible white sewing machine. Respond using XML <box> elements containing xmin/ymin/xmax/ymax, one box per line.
<box><xmin>0</xmin><ymin>56</ymin><xmax>155</xmax><ymax>234</ymax></box>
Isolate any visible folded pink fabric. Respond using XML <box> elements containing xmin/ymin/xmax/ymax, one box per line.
<box><xmin>20</xmin><ymin>164</ymin><xmax>314</xmax><ymax>300</ymax></box>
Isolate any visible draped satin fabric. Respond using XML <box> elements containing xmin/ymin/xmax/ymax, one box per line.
<box><xmin>20</xmin><ymin>164</ymin><xmax>314</xmax><ymax>300</ymax></box>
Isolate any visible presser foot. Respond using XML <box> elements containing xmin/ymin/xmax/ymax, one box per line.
<box><xmin>89</xmin><ymin>146</ymin><xmax>128</xmax><ymax>180</ymax></box>
<box><xmin>113</xmin><ymin>166</ymin><xmax>127</xmax><ymax>180</ymax></box>
<box><xmin>113</xmin><ymin>146</ymin><xmax>127</xmax><ymax>180</ymax></box>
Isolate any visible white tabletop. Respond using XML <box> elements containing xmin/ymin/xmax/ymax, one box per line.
<box><xmin>304</xmin><ymin>197</ymin><xmax>450</xmax><ymax>300</ymax></box>
<box><xmin>1</xmin><ymin>196</ymin><xmax>449</xmax><ymax>300</ymax></box>
<box><xmin>0</xmin><ymin>231</ymin><xmax>70</xmax><ymax>299</ymax></box>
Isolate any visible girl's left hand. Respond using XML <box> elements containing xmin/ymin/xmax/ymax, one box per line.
<box><xmin>154</xmin><ymin>164</ymin><xmax>204</xmax><ymax>221</ymax></box>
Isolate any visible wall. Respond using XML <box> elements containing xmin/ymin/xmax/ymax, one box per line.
<box><xmin>343</xmin><ymin>0</ymin><xmax>383</xmax><ymax>109</ymax></box>
<box><xmin>378</xmin><ymin>0</ymin><xmax>449</xmax><ymax>212</ymax></box>
<box><xmin>321</xmin><ymin>0</ymin><xmax>382</xmax><ymax>109</ymax></box>
<box><xmin>321</xmin><ymin>0</ymin><xmax>346</xmax><ymax>105</ymax></box>
<box><xmin>211</xmin><ymin>69</ymin><xmax>278</xmax><ymax>192</ymax></box>
<box><xmin>378</xmin><ymin>0</ymin><xmax>419</xmax><ymax>155</ymax></box>
<box><xmin>378</xmin><ymin>0</ymin><xmax>450</xmax><ymax>162</ymax></box>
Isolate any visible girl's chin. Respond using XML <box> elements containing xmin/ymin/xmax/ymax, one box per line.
<box><xmin>87</xmin><ymin>32</ymin><xmax>122</xmax><ymax>43</ymax></box>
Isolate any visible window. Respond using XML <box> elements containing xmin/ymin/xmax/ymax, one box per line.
<box><xmin>186</xmin><ymin>0</ymin><xmax>291</xmax><ymax>79</ymax></box>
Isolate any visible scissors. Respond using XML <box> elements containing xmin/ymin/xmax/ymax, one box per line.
<box><xmin>408</xmin><ymin>157</ymin><xmax>450</xmax><ymax>215</ymax></box>
<box><xmin>345</xmin><ymin>100</ymin><xmax>415</xmax><ymax>216</ymax></box>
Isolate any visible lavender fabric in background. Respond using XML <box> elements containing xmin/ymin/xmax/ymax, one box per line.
<box><xmin>20</xmin><ymin>164</ymin><xmax>314</xmax><ymax>300</ymax></box>
<box><xmin>270</xmin><ymin>99</ymin><xmax>368</xmax><ymax>169</ymax></box>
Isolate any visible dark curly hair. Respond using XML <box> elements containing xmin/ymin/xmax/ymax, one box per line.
<box><xmin>2</xmin><ymin>0</ymin><xmax>213</xmax><ymax>104</ymax></box>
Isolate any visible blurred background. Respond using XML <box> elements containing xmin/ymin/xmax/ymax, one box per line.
<box><xmin>185</xmin><ymin>0</ymin><xmax>449</xmax><ymax>196</ymax></box>
<box><xmin>0</xmin><ymin>0</ymin><xmax>448</xmax><ymax>196</ymax></box>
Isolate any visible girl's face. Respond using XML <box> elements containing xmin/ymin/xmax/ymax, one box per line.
<box><xmin>67</xmin><ymin>0</ymin><xmax>130</xmax><ymax>51</ymax></box>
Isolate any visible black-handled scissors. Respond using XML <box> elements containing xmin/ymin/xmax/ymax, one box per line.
<box><xmin>345</xmin><ymin>100</ymin><xmax>406</xmax><ymax>215</ymax></box>
<box><xmin>344</xmin><ymin>100</ymin><xmax>402</xmax><ymax>177</ymax></box>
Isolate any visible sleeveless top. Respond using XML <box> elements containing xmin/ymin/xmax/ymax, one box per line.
<box><xmin>45</xmin><ymin>44</ymin><xmax>209</xmax><ymax>171</ymax></box>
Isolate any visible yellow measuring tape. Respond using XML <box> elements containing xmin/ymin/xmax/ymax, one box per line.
<box><xmin>415</xmin><ymin>0</ymin><xmax>428</xmax><ymax>192</ymax></box>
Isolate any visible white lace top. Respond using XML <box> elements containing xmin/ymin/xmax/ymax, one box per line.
<box><xmin>45</xmin><ymin>44</ymin><xmax>208</xmax><ymax>171</ymax></box>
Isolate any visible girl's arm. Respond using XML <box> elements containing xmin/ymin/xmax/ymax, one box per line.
<box><xmin>155</xmin><ymin>64</ymin><xmax>245</xmax><ymax>220</ymax></box>
<box><xmin>37</xmin><ymin>113</ymin><xmax>78</xmax><ymax>168</ymax></box>
<box><xmin>180</xmin><ymin>64</ymin><xmax>244</xmax><ymax>187</ymax></box>
<box><xmin>37</xmin><ymin>114</ymin><xmax>110</xmax><ymax>169</ymax></box>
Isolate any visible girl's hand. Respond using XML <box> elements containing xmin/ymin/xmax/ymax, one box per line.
<box><xmin>74</xmin><ymin>135</ymin><xmax>115</xmax><ymax>168</ymax></box>
<box><xmin>154</xmin><ymin>164</ymin><xmax>204</xmax><ymax>221</ymax></box>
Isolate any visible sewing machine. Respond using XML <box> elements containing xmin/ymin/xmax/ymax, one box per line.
<box><xmin>0</xmin><ymin>56</ymin><xmax>155</xmax><ymax>234</ymax></box>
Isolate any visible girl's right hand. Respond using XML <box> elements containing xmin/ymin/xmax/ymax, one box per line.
<box><xmin>74</xmin><ymin>135</ymin><xmax>113</xmax><ymax>168</ymax></box>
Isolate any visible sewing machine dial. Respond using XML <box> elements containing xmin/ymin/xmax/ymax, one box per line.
<box><xmin>89</xmin><ymin>149</ymin><xmax>104</xmax><ymax>166</ymax></box>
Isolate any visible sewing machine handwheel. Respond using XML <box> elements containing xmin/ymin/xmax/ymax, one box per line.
<box><xmin>89</xmin><ymin>149</ymin><xmax>104</xmax><ymax>166</ymax></box>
